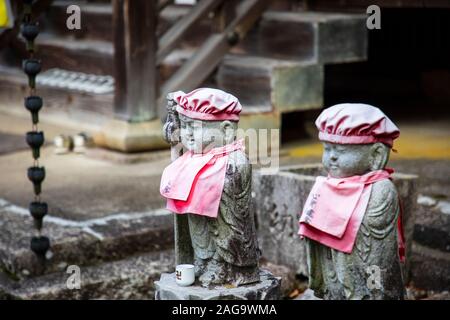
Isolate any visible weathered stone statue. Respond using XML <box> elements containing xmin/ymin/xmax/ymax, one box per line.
<box><xmin>160</xmin><ymin>88</ymin><xmax>260</xmax><ymax>288</ymax></box>
<box><xmin>298</xmin><ymin>103</ymin><xmax>406</xmax><ymax>300</ymax></box>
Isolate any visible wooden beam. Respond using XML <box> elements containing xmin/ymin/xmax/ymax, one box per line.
<box><xmin>159</xmin><ymin>0</ymin><xmax>270</xmax><ymax>114</ymax></box>
<box><xmin>158</xmin><ymin>0</ymin><xmax>174</xmax><ymax>12</ymax></box>
<box><xmin>157</xmin><ymin>0</ymin><xmax>224</xmax><ymax>65</ymax></box>
<box><xmin>161</xmin><ymin>33</ymin><xmax>228</xmax><ymax>95</ymax></box>
<box><xmin>231</xmin><ymin>0</ymin><xmax>271</xmax><ymax>40</ymax></box>
<box><xmin>212</xmin><ymin>0</ymin><xmax>238</xmax><ymax>33</ymax></box>
<box><xmin>112</xmin><ymin>0</ymin><xmax>158</xmax><ymax>122</ymax></box>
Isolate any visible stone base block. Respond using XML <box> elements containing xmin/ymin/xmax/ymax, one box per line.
<box><xmin>155</xmin><ymin>269</ymin><xmax>281</xmax><ymax>300</ymax></box>
<box><xmin>94</xmin><ymin>118</ymin><xmax>168</xmax><ymax>152</ymax></box>
<box><xmin>218</xmin><ymin>55</ymin><xmax>323</xmax><ymax>113</ymax></box>
<box><xmin>236</xmin><ymin>11</ymin><xmax>367</xmax><ymax>64</ymax></box>
<box><xmin>252</xmin><ymin>164</ymin><xmax>418</xmax><ymax>281</ymax></box>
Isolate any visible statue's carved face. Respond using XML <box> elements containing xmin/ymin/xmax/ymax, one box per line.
<box><xmin>322</xmin><ymin>142</ymin><xmax>374</xmax><ymax>178</ymax></box>
<box><xmin>179</xmin><ymin>114</ymin><xmax>236</xmax><ymax>153</ymax></box>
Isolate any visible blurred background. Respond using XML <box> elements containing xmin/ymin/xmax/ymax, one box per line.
<box><xmin>0</xmin><ymin>0</ymin><xmax>449</xmax><ymax>299</ymax></box>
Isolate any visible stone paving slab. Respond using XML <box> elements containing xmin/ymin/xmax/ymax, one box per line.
<box><xmin>0</xmin><ymin>146</ymin><xmax>170</xmax><ymax>220</ymax></box>
<box><xmin>413</xmin><ymin>205</ymin><xmax>450</xmax><ymax>253</ymax></box>
<box><xmin>0</xmin><ymin>116</ymin><xmax>177</xmax><ymax>283</ymax></box>
<box><xmin>0</xmin><ymin>250</ymin><xmax>174</xmax><ymax>300</ymax></box>
<box><xmin>0</xmin><ymin>198</ymin><xmax>173</xmax><ymax>279</ymax></box>
<box><xmin>0</xmin><ymin>133</ymin><xmax>28</xmax><ymax>155</ymax></box>
<box><xmin>410</xmin><ymin>243</ymin><xmax>450</xmax><ymax>291</ymax></box>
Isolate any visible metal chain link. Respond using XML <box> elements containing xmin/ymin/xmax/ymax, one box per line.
<box><xmin>22</xmin><ymin>0</ymin><xmax>50</xmax><ymax>264</ymax></box>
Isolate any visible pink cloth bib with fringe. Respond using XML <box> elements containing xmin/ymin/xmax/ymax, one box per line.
<box><xmin>298</xmin><ymin>169</ymin><xmax>404</xmax><ymax>259</ymax></box>
<box><xmin>160</xmin><ymin>140</ymin><xmax>244</xmax><ymax>218</ymax></box>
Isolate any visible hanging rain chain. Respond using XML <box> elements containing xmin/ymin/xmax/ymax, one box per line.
<box><xmin>21</xmin><ymin>0</ymin><xmax>50</xmax><ymax>263</ymax></box>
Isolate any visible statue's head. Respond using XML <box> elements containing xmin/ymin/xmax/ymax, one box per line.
<box><xmin>179</xmin><ymin>114</ymin><xmax>238</xmax><ymax>153</ymax></box>
<box><xmin>315</xmin><ymin>103</ymin><xmax>400</xmax><ymax>178</ymax></box>
<box><xmin>322</xmin><ymin>142</ymin><xmax>391</xmax><ymax>178</ymax></box>
<box><xmin>173</xmin><ymin>88</ymin><xmax>242</xmax><ymax>154</ymax></box>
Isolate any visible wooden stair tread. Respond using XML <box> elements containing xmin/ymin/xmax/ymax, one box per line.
<box><xmin>36</xmin><ymin>34</ymin><xmax>113</xmax><ymax>55</ymax></box>
<box><xmin>262</xmin><ymin>10</ymin><xmax>366</xmax><ymax>23</ymax></box>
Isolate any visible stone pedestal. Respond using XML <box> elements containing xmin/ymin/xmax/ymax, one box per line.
<box><xmin>155</xmin><ymin>270</ymin><xmax>281</xmax><ymax>300</ymax></box>
<box><xmin>93</xmin><ymin>119</ymin><xmax>167</xmax><ymax>152</ymax></box>
<box><xmin>252</xmin><ymin>164</ymin><xmax>418</xmax><ymax>282</ymax></box>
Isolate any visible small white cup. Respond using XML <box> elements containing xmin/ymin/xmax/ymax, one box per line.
<box><xmin>175</xmin><ymin>264</ymin><xmax>195</xmax><ymax>286</ymax></box>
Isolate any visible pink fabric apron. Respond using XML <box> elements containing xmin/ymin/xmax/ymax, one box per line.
<box><xmin>160</xmin><ymin>139</ymin><xmax>244</xmax><ymax>218</ymax></box>
<box><xmin>298</xmin><ymin>168</ymin><xmax>405</xmax><ymax>261</ymax></box>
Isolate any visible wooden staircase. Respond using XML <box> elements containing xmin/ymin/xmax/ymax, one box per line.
<box><xmin>0</xmin><ymin>0</ymin><xmax>368</xmax><ymax>150</ymax></box>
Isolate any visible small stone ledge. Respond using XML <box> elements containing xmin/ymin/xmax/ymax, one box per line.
<box><xmin>155</xmin><ymin>269</ymin><xmax>281</xmax><ymax>300</ymax></box>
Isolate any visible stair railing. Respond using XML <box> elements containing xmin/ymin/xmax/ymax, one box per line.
<box><xmin>3</xmin><ymin>0</ymin><xmax>271</xmax><ymax>123</ymax></box>
<box><xmin>159</xmin><ymin>0</ymin><xmax>271</xmax><ymax>105</ymax></box>
<box><xmin>112</xmin><ymin>0</ymin><xmax>271</xmax><ymax>122</ymax></box>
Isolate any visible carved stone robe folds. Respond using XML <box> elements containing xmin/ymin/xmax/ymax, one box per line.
<box><xmin>187</xmin><ymin>149</ymin><xmax>260</xmax><ymax>286</ymax></box>
<box><xmin>306</xmin><ymin>179</ymin><xmax>405</xmax><ymax>299</ymax></box>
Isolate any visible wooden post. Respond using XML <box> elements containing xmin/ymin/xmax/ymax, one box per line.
<box><xmin>112</xmin><ymin>0</ymin><xmax>158</xmax><ymax>122</ymax></box>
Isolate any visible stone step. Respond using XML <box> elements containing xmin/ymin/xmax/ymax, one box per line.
<box><xmin>0</xmin><ymin>198</ymin><xmax>174</xmax><ymax>279</ymax></box>
<box><xmin>414</xmin><ymin>201</ymin><xmax>450</xmax><ymax>253</ymax></box>
<box><xmin>0</xmin><ymin>252</ymin><xmax>302</xmax><ymax>300</ymax></box>
<box><xmin>410</xmin><ymin>242</ymin><xmax>450</xmax><ymax>291</ymax></box>
<box><xmin>217</xmin><ymin>55</ymin><xmax>324</xmax><ymax>113</ymax></box>
<box><xmin>0</xmin><ymin>253</ymin><xmax>303</xmax><ymax>300</ymax></box>
<box><xmin>234</xmin><ymin>11</ymin><xmax>367</xmax><ymax>64</ymax></box>
<box><xmin>409</xmin><ymin>195</ymin><xmax>450</xmax><ymax>291</ymax></box>
<box><xmin>0</xmin><ymin>250</ymin><xmax>174</xmax><ymax>299</ymax></box>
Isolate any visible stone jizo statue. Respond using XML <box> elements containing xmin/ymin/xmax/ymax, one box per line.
<box><xmin>298</xmin><ymin>103</ymin><xmax>406</xmax><ymax>299</ymax></box>
<box><xmin>160</xmin><ymin>88</ymin><xmax>260</xmax><ymax>288</ymax></box>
